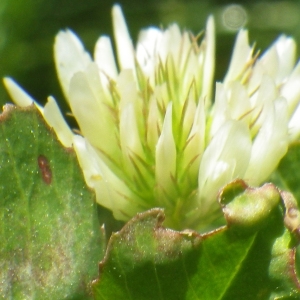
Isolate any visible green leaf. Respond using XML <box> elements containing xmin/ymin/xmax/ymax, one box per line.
<box><xmin>93</xmin><ymin>182</ymin><xmax>300</xmax><ymax>300</ymax></box>
<box><xmin>92</xmin><ymin>208</ymin><xmax>256</xmax><ymax>300</ymax></box>
<box><xmin>267</xmin><ymin>191</ymin><xmax>300</xmax><ymax>300</ymax></box>
<box><xmin>219</xmin><ymin>180</ymin><xmax>281</xmax><ymax>230</ymax></box>
<box><xmin>0</xmin><ymin>105</ymin><xmax>105</xmax><ymax>299</ymax></box>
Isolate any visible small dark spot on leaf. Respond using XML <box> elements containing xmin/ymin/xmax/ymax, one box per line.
<box><xmin>38</xmin><ymin>155</ymin><xmax>52</xmax><ymax>184</ymax></box>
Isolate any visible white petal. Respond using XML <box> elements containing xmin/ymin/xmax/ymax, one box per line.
<box><xmin>120</xmin><ymin>102</ymin><xmax>145</xmax><ymax>172</ymax></box>
<box><xmin>73</xmin><ymin>135</ymin><xmax>142</xmax><ymax>220</ymax></box>
<box><xmin>54</xmin><ymin>29</ymin><xmax>92</xmax><ymax>100</ymax></box>
<box><xmin>198</xmin><ymin>120</ymin><xmax>252</xmax><ymax>212</ymax></box>
<box><xmin>44</xmin><ymin>96</ymin><xmax>74</xmax><ymax>148</ymax></box>
<box><xmin>249</xmin><ymin>75</ymin><xmax>278</xmax><ymax>134</ymax></box>
<box><xmin>201</xmin><ymin>16</ymin><xmax>215</xmax><ymax>102</ymax></box>
<box><xmin>94</xmin><ymin>36</ymin><xmax>118</xmax><ymax>80</ymax></box>
<box><xmin>157</xmin><ymin>24</ymin><xmax>182</xmax><ymax>63</ymax></box>
<box><xmin>136</xmin><ymin>27</ymin><xmax>163</xmax><ymax>81</ymax></box>
<box><xmin>180</xmin><ymin>35</ymin><xmax>200</xmax><ymax>97</ymax></box>
<box><xmin>3</xmin><ymin>77</ymin><xmax>43</xmax><ymax>112</ymax></box>
<box><xmin>227</xmin><ymin>81</ymin><xmax>251</xmax><ymax>121</ymax></box>
<box><xmin>72</xmin><ymin>135</ymin><xmax>114</xmax><ymax>211</ymax></box>
<box><xmin>146</xmin><ymin>96</ymin><xmax>161</xmax><ymax>153</ymax></box>
<box><xmin>288</xmin><ymin>102</ymin><xmax>300</xmax><ymax>141</ymax></box>
<box><xmin>117</xmin><ymin>69</ymin><xmax>139</xmax><ymax>110</ymax></box>
<box><xmin>117</xmin><ymin>69</ymin><xmax>145</xmax><ymax>141</ymax></box>
<box><xmin>181</xmin><ymin>95</ymin><xmax>197</xmax><ymax>143</ymax></box>
<box><xmin>155</xmin><ymin>103</ymin><xmax>177</xmax><ymax>200</ymax></box>
<box><xmin>112</xmin><ymin>5</ymin><xmax>135</xmax><ymax>70</ymax></box>
<box><xmin>249</xmin><ymin>37</ymin><xmax>296</xmax><ymax>94</ymax></box>
<box><xmin>245</xmin><ymin>97</ymin><xmax>288</xmax><ymax>185</ymax></box>
<box><xmin>210</xmin><ymin>83</ymin><xmax>228</xmax><ymax>137</ymax></box>
<box><xmin>137</xmin><ymin>27</ymin><xmax>161</xmax><ymax>62</ymax></box>
<box><xmin>68</xmin><ymin>65</ymin><xmax>119</xmax><ymax>158</ymax></box>
<box><xmin>259</xmin><ymin>46</ymin><xmax>279</xmax><ymax>81</ymax></box>
<box><xmin>72</xmin><ymin>135</ymin><xmax>103</xmax><ymax>189</ymax></box>
<box><xmin>280</xmin><ymin>61</ymin><xmax>300</xmax><ymax>115</ymax></box>
<box><xmin>211</xmin><ymin>82</ymin><xmax>251</xmax><ymax>138</ymax></box>
<box><xmin>247</xmin><ymin>60</ymin><xmax>264</xmax><ymax>95</ymax></box>
<box><xmin>223</xmin><ymin>29</ymin><xmax>254</xmax><ymax>84</ymax></box>
<box><xmin>182</xmin><ymin>98</ymin><xmax>206</xmax><ymax>180</ymax></box>
<box><xmin>274</xmin><ymin>35</ymin><xmax>296</xmax><ymax>80</ymax></box>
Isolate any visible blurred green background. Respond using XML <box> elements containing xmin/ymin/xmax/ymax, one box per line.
<box><xmin>1</xmin><ymin>0</ymin><xmax>300</xmax><ymax>110</ymax></box>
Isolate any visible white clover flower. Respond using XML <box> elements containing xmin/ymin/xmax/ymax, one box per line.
<box><xmin>4</xmin><ymin>5</ymin><xmax>300</xmax><ymax>231</ymax></box>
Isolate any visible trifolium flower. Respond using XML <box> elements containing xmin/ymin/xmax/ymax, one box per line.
<box><xmin>4</xmin><ymin>5</ymin><xmax>300</xmax><ymax>231</ymax></box>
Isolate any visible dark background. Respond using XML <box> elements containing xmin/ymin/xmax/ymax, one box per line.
<box><xmin>1</xmin><ymin>0</ymin><xmax>299</xmax><ymax>111</ymax></box>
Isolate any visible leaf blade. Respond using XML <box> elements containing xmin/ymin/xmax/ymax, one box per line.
<box><xmin>0</xmin><ymin>105</ymin><xmax>105</xmax><ymax>299</ymax></box>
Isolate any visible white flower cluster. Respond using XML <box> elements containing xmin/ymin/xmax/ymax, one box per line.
<box><xmin>4</xmin><ymin>5</ymin><xmax>300</xmax><ymax>230</ymax></box>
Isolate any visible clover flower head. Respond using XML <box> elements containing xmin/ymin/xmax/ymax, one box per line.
<box><xmin>4</xmin><ymin>5</ymin><xmax>300</xmax><ymax>231</ymax></box>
